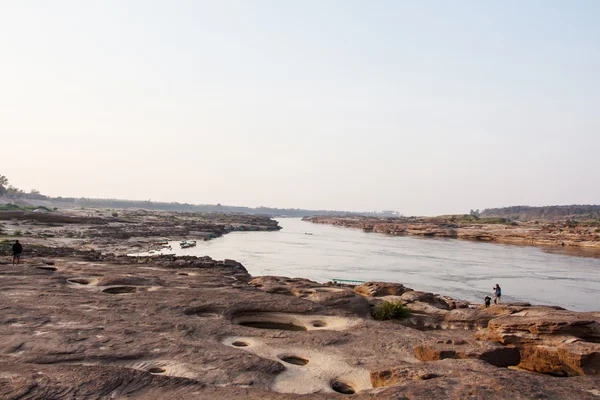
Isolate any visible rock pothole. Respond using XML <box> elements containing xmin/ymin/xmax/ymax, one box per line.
<box><xmin>223</xmin><ymin>337</ymin><xmax>372</xmax><ymax>395</ymax></box>
<box><xmin>36</xmin><ymin>266</ymin><xmax>57</xmax><ymax>271</ymax></box>
<box><xmin>102</xmin><ymin>286</ymin><xmax>138</xmax><ymax>294</ymax></box>
<box><xmin>231</xmin><ymin>312</ymin><xmax>360</xmax><ymax>332</ymax></box>
<box><xmin>331</xmin><ymin>380</ymin><xmax>356</xmax><ymax>395</ymax></box>
<box><xmin>279</xmin><ymin>356</ymin><xmax>309</xmax><ymax>366</ymax></box>
<box><xmin>68</xmin><ymin>278</ymin><xmax>91</xmax><ymax>285</ymax></box>
<box><xmin>184</xmin><ymin>306</ymin><xmax>221</xmax><ymax>318</ymax></box>
<box><xmin>148</xmin><ymin>367</ymin><xmax>166</xmax><ymax>374</ymax></box>
<box><xmin>240</xmin><ymin>321</ymin><xmax>307</xmax><ymax>331</ymax></box>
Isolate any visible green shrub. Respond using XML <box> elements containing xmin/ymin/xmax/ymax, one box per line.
<box><xmin>14</xmin><ymin>230</ymin><xmax>22</xmax><ymax>236</ymax></box>
<box><xmin>111</xmin><ymin>211</ymin><xmax>119</xmax><ymax>217</ymax></box>
<box><xmin>373</xmin><ymin>301</ymin><xmax>411</xmax><ymax>320</ymax></box>
<box><xmin>0</xmin><ymin>204</ymin><xmax>22</xmax><ymax>211</ymax></box>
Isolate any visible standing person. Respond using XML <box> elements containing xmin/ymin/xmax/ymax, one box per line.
<box><xmin>12</xmin><ymin>240</ymin><xmax>23</xmax><ymax>265</ymax></box>
<box><xmin>493</xmin><ymin>284</ymin><xmax>502</xmax><ymax>304</ymax></box>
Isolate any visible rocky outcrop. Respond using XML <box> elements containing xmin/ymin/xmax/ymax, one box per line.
<box><xmin>517</xmin><ymin>341</ymin><xmax>600</xmax><ymax>376</ymax></box>
<box><xmin>304</xmin><ymin>216</ymin><xmax>600</xmax><ymax>249</ymax></box>
<box><xmin>475</xmin><ymin>308</ymin><xmax>600</xmax><ymax>376</ymax></box>
<box><xmin>354</xmin><ymin>282</ymin><xmax>413</xmax><ymax>297</ymax></box>
<box><xmin>350</xmin><ymin>281</ymin><xmax>600</xmax><ymax>377</ymax></box>
<box><xmin>370</xmin><ymin>359</ymin><xmax>600</xmax><ymax>399</ymax></box>
<box><xmin>414</xmin><ymin>339</ymin><xmax>520</xmax><ymax>367</ymax></box>
<box><xmin>0</xmin><ymin>209</ymin><xmax>281</xmax><ymax>256</ymax></box>
<box><xmin>250</xmin><ymin>276</ymin><xmax>371</xmax><ymax>316</ymax></box>
<box><xmin>482</xmin><ymin>309</ymin><xmax>600</xmax><ymax>344</ymax></box>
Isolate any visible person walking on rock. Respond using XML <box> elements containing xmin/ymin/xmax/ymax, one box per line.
<box><xmin>12</xmin><ymin>240</ymin><xmax>23</xmax><ymax>265</ymax></box>
<box><xmin>493</xmin><ymin>284</ymin><xmax>502</xmax><ymax>304</ymax></box>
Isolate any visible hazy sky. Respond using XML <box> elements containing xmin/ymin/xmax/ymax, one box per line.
<box><xmin>1</xmin><ymin>1</ymin><xmax>599</xmax><ymax>215</ymax></box>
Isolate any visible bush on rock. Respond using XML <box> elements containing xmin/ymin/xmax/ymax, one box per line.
<box><xmin>373</xmin><ymin>300</ymin><xmax>411</xmax><ymax>320</ymax></box>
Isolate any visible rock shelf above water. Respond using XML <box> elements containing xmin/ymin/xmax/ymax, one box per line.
<box><xmin>304</xmin><ymin>215</ymin><xmax>600</xmax><ymax>250</ymax></box>
<box><xmin>1</xmin><ymin>249</ymin><xmax>598</xmax><ymax>399</ymax></box>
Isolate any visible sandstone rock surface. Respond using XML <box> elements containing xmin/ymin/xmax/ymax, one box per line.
<box><xmin>1</xmin><ymin>207</ymin><xmax>599</xmax><ymax>398</ymax></box>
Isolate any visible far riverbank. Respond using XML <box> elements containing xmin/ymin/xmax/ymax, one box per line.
<box><xmin>304</xmin><ymin>215</ymin><xmax>600</xmax><ymax>251</ymax></box>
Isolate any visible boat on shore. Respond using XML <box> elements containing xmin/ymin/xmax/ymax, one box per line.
<box><xmin>180</xmin><ymin>240</ymin><xmax>197</xmax><ymax>248</ymax></box>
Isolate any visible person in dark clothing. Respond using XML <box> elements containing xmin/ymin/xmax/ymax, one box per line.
<box><xmin>484</xmin><ymin>296</ymin><xmax>492</xmax><ymax>308</ymax></box>
<box><xmin>450</xmin><ymin>301</ymin><xmax>457</xmax><ymax>309</ymax></box>
<box><xmin>12</xmin><ymin>240</ymin><xmax>22</xmax><ymax>265</ymax></box>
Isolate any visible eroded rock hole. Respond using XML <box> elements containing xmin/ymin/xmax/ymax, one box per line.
<box><xmin>232</xmin><ymin>341</ymin><xmax>249</xmax><ymax>347</ymax></box>
<box><xmin>148</xmin><ymin>367</ymin><xmax>166</xmax><ymax>374</ymax></box>
<box><xmin>177</xmin><ymin>272</ymin><xmax>189</xmax><ymax>276</ymax></box>
<box><xmin>331</xmin><ymin>380</ymin><xmax>355</xmax><ymax>395</ymax></box>
<box><xmin>311</xmin><ymin>320</ymin><xmax>326</xmax><ymax>328</ymax></box>
<box><xmin>239</xmin><ymin>321</ymin><xmax>307</xmax><ymax>331</ymax></box>
<box><xmin>279</xmin><ymin>356</ymin><xmax>309</xmax><ymax>366</ymax></box>
<box><xmin>184</xmin><ymin>307</ymin><xmax>219</xmax><ymax>318</ymax></box>
<box><xmin>36</xmin><ymin>266</ymin><xmax>57</xmax><ymax>271</ymax></box>
<box><xmin>102</xmin><ymin>286</ymin><xmax>138</xmax><ymax>294</ymax></box>
<box><xmin>419</xmin><ymin>373</ymin><xmax>440</xmax><ymax>380</ymax></box>
<box><xmin>68</xmin><ymin>278</ymin><xmax>90</xmax><ymax>285</ymax></box>
<box><xmin>194</xmin><ymin>312</ymin><xmax>219</xmax><ymax>318</ymax></box>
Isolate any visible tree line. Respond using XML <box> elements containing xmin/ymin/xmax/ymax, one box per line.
<box><xmin>480</xmin><ymin>205</ymin><xmax>600</xmax><ymax>221</ymax></box>
<box><xmin>0</xmin><ymin>174</ymin><xmax>397</xmax><ymax>217</ymax></box>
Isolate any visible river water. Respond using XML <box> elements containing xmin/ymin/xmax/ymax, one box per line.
<box><xmin>163</xmin><ymin>218</ymin><xmax>600</xmax><ymax>311</ymax></box>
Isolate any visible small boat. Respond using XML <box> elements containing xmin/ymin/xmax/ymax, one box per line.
<box><xmin>179</xmin><ymin>240</ymin><xmax>197</xmax><ymax>248</ymax></box>
<box><xmin>304</xmin><ymin>232</ymin><xmax>313</xmax><ymax>235</ymax></box>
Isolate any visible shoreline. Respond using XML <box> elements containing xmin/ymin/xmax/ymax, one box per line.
<box><xmin>303</xmin><ymin>215</ymin><xmax>600</xmax><ymax>255</ymax></box>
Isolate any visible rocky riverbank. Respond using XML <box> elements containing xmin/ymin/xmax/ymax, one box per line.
<box><xmin>304</xmin><ymin>215</ymin><xmax>600</xmax><ymax>251</ymax></box>
<box><xmin>1</xmin><ymin>245</ymin><xmax>598</xmax><ymax>399</ymax></box>
<box><xmin>0</xmin><ymin>208</ymin><xmax>281</xmax><ymax>255</ymax></box>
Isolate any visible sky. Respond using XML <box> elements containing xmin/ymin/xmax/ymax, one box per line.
<box><xmin>1</xmin><ymin>1</ymin><xmax>599</xmax><ymax>216</ymax></box>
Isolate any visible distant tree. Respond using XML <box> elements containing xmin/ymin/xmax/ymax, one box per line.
<box><xmin>6</xmin><ymin>186</ymin><xmax>24</xmax><ymax>198</ymax></box>
<box><xmin>0</xmin><ymin>175</ymin><xmax>8</xmax><ymax>196</ymax></box>
<box><xmin>27</xmin><ymin>189</ymin><xmax>47</xmax><ymax>200</ymax></box>
<box><xmin>469</xmin><ymin>209</ymin><xmax>481</xmax><ymax>218</ymax></box>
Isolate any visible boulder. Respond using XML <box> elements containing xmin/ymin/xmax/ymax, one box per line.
<box><xmin>475</xmin><ymin>307</ymin><xmax>600</xmax><ymax>376</ymax></box>
<box><xmin>370</xmin><ymin>359</ymin><xmax>600</xmax><ymax>399</ymax></box>
<box><xmin>400</xmin><ymin>291</ymin><xmax>448</xmax><ymax>309</ymax></box>
<box><xmin>354</xmin><ymin>282</ymin><xmax>413</xmax><ymax>297</ymax></box>
<box><xmin>519</xmin><ymin>341</ymin><xmax>600</xmax><ymax>376</ymax></box>
<box><xmin>414</xmin><ymin>340</ymin><xmax>520</xmax><ymax>367</ymax></box>
<box><xmin>442</xmin><ymin>308</ymin><xmax>498</xmax><ymax>330</ymax></box>
<box><xmin>249</xmin><ymin>276</ymin><xmax>371</xmax><ymax>316</ymax></box>
<box><xmin>484</xmin><ymin>308</ymin><xmax>600</xmax><ymax>345</ymax></box>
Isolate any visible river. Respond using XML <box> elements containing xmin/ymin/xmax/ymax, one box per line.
<box><xmin>161</xmin><ymin>218</ymin><xmax>600</xmax><ymax>311</ymax></box>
